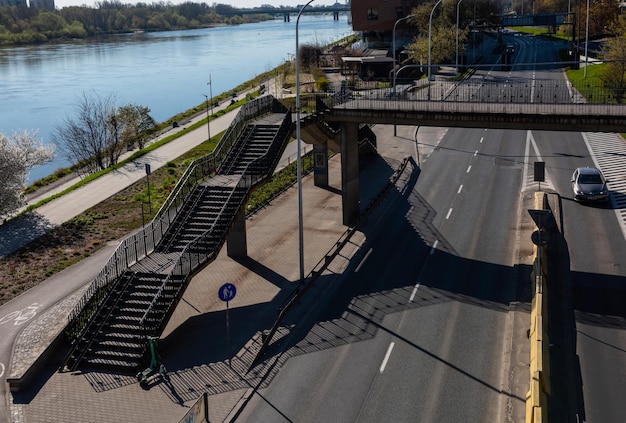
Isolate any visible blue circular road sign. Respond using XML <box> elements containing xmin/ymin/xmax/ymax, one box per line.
<box><xmin>218</xmin><ymin>283</ymin><xmax>237</xmax><ymax>302</ymax></box>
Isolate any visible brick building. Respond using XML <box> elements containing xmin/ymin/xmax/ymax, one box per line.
<box><xmin>351</xmin><ymin>0</ymin><xmax>422</xmax><ymax>48</ymax></box>
<box><xmin>346</xmin><ymin>0</ymin><xmax>423</xmax><ymax>79</ymax></box>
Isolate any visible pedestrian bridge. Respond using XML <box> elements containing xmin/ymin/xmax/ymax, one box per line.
<box><xmin>316</xmin><ymin>78</ymin><xmax>626</xmax><ymax>133</ymax></box>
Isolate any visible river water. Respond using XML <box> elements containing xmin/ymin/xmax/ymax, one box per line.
<box><xmin>0</xmin><ymin>15</ymin><xmax>352</xmax><ymax>182</ymax></box>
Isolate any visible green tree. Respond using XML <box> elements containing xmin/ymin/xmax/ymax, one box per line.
<box><xmin>407</xmin><ymin>1</ymin><xmax>468</xmax><ymax>67</ymax></box>
<box><xmin>602</xmin><ymin>15</ymin><xmax>626</xmax><ymax>103</ymax></box>
<box><xmin>34</xmin><ymin>12</ymin><xmax>66</xmax><ymax>33</ymax></box>
<box><xmin>116</xmin><ymin>104</ymin><xmax>156</xmax><ymax>150</ymax></box>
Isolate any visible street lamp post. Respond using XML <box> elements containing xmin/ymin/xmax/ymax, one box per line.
<box><xmin>583</xmin><ymin>0</ymin><xmax>589</xmax><ymax>78</ymax></box>
<box><xmin>202</xmin><ymin>94</ymin><xmax>210</xmax><ymax>142</ymax></box>
<box><xmin>392</xmin><ymin>14</ymin><xmax>415</xmax><ymax>98</ymax></box>
<box><xmin>392</xmin><ymin>14</ymin><xmax>415</xmax><ymax>136</ymax></box>
<box><xmin>428</xmin><ymin>0</ymin><xmax>444</xmax><ymax>99</ymax></box>
<box><xmin>456</xmin><ymin>0</ymin><xmax>464</xmax><ymax>73</ymax></box>
<box><xmin>296</xmin><ymin>0</ymin><xmax>315</xmax><ymax>283</ymax></box>
<box><xmin>208</xmin><ymin>74</ymin><xmax>213</xmax><ymax>129</ymax></box>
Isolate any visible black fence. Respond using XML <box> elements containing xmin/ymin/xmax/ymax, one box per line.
<box><xmin>65</xmin><ymin>95</ymin><xmax>288</xmax><ymax>342</ymax></box>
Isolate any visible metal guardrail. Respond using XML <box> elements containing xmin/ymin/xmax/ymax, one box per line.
<box><xmin>66</xmin><ymin>95</ymin><xmax>284</xmax><ymax>341</ymax></box>
<box><xmin>315</xmin><ymin>78</ymin><xmax>626</xmax><ymax>117</ymax></box>
<box><xmin>138</xmin><ymin>110</ymin><xmax>292</xmax><ymax>337</ymax></box>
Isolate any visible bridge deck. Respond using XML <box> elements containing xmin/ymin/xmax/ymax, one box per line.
<box><xmin>319</xmin><ymin>79</ymin><xmax>626</xmax><ymax>132</ymax></box>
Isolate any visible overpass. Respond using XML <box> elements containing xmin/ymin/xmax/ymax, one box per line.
<box><xmin>296</xmin><ymin>77</ymin><xmax>626</xmax><ymax>224</ymax></box>
<box><xmin>320</xmin><ymin>78</ymin><xmax>626</xmax><ymax>133</ymax></box>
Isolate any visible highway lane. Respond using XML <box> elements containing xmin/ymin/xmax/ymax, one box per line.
<box><xmin>532</xmin><ymin>129</ymin><xmax>626</xmax><ymax>421</ymax></box>
<box><xmin>238</xmin><ymin>34</ymin><xmax>626</xmax><ymax>422</ymax></box>
<box><xmin>241</xmin><ymin>35</ymin><xmax>626</xmax><ymax>422</ymax></box>
<box><xmin>237</xmin><ymin>125</ymin><xmax>529</xmax><ymax>422</ymax></box>
<box><xmin>500</xmin><ymin>31</ymin><xmax>626</xmax><ymax>422</ymax></box>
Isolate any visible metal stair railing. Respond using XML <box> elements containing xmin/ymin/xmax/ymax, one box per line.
<box><xmin>218</xmin><ymin>125</ymin><xmax>255</xmax><ymax>175</ymax></box>
<box><xmin>63</xmin><ymin>272</ymin><xmax>138</xmax><ymax>371</ymax></box>
<box><xmin>65</xmin><ymin>95</ymin><xmax>282</xmax><ymax>347</ymax></box>
<box><xmin>138</xmin><ymin>184</ymin><xmax>247</xmax><ymax>336</ymax></box>
<box><xmin>158</xmin><ymin>186</ymin><xmax>208</xmax><ymax>253</ymax></box>
<box><xmin>138</xmin><ymin>111</ymin><xmax>292</xmax><ymax>340</ymax></box>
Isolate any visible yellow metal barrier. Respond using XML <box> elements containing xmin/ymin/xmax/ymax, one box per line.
<box><xmin>526</xmin><ymin>192</ymin><xmax>550</xmax><ymax>423</ymax></box>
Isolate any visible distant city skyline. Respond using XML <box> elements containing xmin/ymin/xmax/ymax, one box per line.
<box><xmin>53</xmin><ymin>0</ymin><xmax>347</xmax><ymax>10</ymax></box>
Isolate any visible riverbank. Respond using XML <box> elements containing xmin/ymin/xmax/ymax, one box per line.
<box><xmin>0</xmin><ymin>4</ymin><xmax>273</xmax><ymax>47</ymax></box>
<box><xmin>0</xmin><ymin>57</ymin><xmax>344</xmax><ymax>305</ymax></box>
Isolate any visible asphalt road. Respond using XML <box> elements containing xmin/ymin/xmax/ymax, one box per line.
<box><xmin>534</xmin><ymin>128</ymin><xmax>626</xmax><ymax>421</ymax></box>
<box><xmin>236</xmin><ymin>123</ymin><xmax>528</xmax><ymax>422</ymax></box>
<box><xmin>237</xmin><ymin>34</ymin><xmax>626</xmax><ymax>421</ymax></box>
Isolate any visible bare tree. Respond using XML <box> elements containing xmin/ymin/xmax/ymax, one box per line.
<box><xmin>0</xmin><ymin>130</ymin><xmax>55</xmax><ymax>216</ymax></box>
<box><xmin>53</xmin><ymin>92</ymin><xmax>124</xmax><ymax>176</ymax></box>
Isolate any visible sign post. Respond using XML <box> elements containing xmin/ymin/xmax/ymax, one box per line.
<box><xmin>145</xmin><ymin>163</ymin><xmax>152</xmax><ymax>214</ymax></box>
<box><xmin>218</xmin><ymin>283</ymin><xmax>236</xmax><ymax>367</ymax></box>
<box><xmin>534</xmin><ymin>161</ymin><xmax>545</xmax><ymax>191</ymax></box>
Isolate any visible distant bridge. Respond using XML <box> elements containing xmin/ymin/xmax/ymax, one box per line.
<box><xmin>218</xmin><ymin>5</ymin><xmax>351</xmax><ymax>21</ymax></box>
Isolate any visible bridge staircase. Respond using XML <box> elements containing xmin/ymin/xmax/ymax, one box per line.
<box><xmin>63</xmin><ymin>96</ymin><xmax>292</xmax><ymax>373</ymax></box>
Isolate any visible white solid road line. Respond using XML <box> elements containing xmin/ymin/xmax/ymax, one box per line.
<box><xmin>379</xmin><ymin>342</ymin><xmax>395</xmax><ymax>373</ymax></box>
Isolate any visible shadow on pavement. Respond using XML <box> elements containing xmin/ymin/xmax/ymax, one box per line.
<box><xmin>0</xmin><ymin>213</ymin><xmax>53</xmax><ymax>257</ymax></box>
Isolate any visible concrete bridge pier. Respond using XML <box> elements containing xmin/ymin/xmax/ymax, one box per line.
<box><xmin>227</xmin><ymin>206</ymin><xmax>247</xmax><ymax>258</ymax></box>
<box><xmin>313</xmin><ymin>142</ymin><xmax>329</xmax><ymax>187</ymax></box>
<box><xmin>283</xmin><ymin>13</ymin><xmax>290</xmax><ymax>22</ymax></box>
<box><xmin>340</xmin><ymin>122</ymin><xmax>360</xmax><ymax>226</ymax></box>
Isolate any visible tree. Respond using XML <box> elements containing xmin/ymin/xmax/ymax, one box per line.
<box><xmin>0</xmin><ymin>130</ymin><xmax>55</xmax><ymax>216</ymax></box>
<box><xmin>601</xmin><ymin>15</ymin><xmax>626</xmax><ymax>103</ymax></box>
<box><xmin>407</xmin><ymin>1</ymin><xmax>468</xmax><ymax>68</ymax></box>
<box><xmin>299</xmin><ymin>43</ymin><xmax>322</xmax><ymax>70</ymax></box>
<box><xmin>116</xmin><ymin>103</ymin><xmax>156</xmax><ymax>150</ymax></box>
<box><xmin>53</xmin><ymin>92</ymin><xmax>123</xmax><ymax>176</ymax></box>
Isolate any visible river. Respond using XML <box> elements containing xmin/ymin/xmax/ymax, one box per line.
<box><xmin>0</xmin><ymin>14</ymin><xmax>352</xmax><ymax>183</ymax></box>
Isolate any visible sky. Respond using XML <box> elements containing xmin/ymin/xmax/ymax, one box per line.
<box><xmin>53</xmin><ymin>0</ymin><xmax>346</xmax><ymax>10</ymax></box>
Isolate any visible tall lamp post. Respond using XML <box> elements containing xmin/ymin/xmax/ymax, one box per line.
<box><xmin>583</xmin><ymin>0</ymin><xmax>589</xmax><ymax>78</ymax></box>
<box><xmin>456</xmin><ymin>0</ymin><xmax>464</xmax><ymax>73</ymax></box>
<box><xmin>428</xmin><ymin>0</ymin><xmax>444</xmax><ymax>99</ymax></box>
<box><xmin>392</xmin><ymin>14</ymin><xmax>415</xmax><ymax>136</ymax></box>
<box><xmin>208</xmin><ymin>74</ymin><xmax>213</xmax><ymax>128</ymax></box>
<box><xmin>392</xmin><ymin>14</ymin><xmax>415</xmax><ymax>98</ymax></box>
<box><xmin>202</xmin><ymin>94</ymin><xmax>210</xmax><ymax>142</ymax></box>
<box><xmin>296</xmin><ymin>0</ymin><xmax>315</xmax><ymax>283</ymax></box>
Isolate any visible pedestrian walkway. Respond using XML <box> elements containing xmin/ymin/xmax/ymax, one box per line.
<box><xmin>6</xmin><ymin>127</ymin><xmax>403</xmax><ymax>422</ymax></box>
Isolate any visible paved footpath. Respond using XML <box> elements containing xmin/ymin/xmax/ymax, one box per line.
<box><xmin>5</xmin><ymin>124</ymin><xmax>426</xmax><ymax>423</ymax></box>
